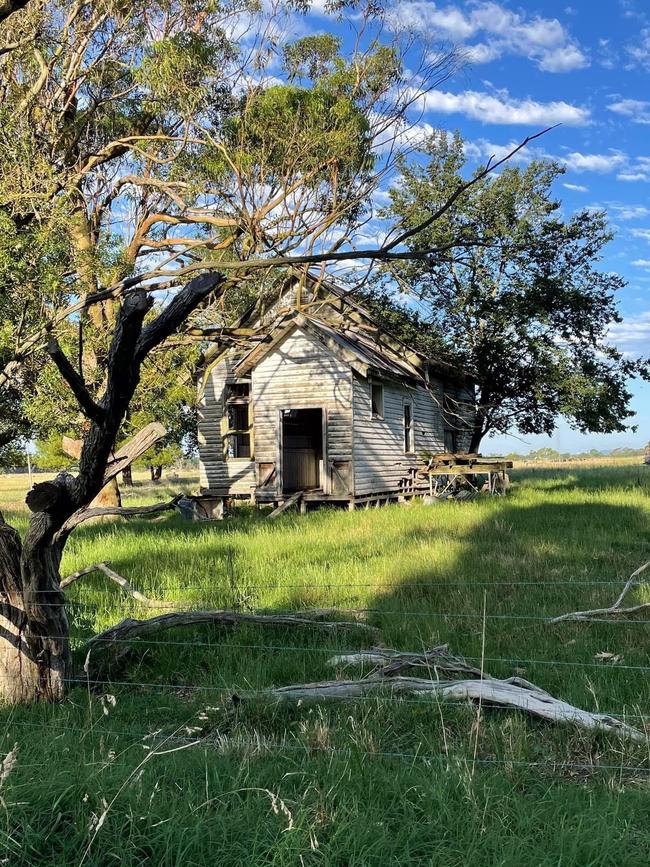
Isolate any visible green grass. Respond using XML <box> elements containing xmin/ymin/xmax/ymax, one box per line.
<box><xmin>1</xmin><ymin>464</ymin><xmax>650</xmax><ymax>865</ymax></box>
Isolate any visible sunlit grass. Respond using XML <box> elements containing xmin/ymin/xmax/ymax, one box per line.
<box><xmin>1</xmin><ymin>462</ymin><xmax>650</xmax><ymax>865</ymax></box>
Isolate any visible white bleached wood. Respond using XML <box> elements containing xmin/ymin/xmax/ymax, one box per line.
<box><xmin>239</xmin><ymin>675</ymin><xmax>646</xmax><ymax>742</ymax></box>
<box><xmin>551</xmin><ymin>561</ymin><xmax>650</xmax><ymax>623</ymax></box>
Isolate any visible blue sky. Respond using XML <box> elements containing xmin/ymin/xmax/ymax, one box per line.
<box><xmin>301</xmin><ymin>0</ymin><xmax>650</xmax><ymax>453</ymax></box>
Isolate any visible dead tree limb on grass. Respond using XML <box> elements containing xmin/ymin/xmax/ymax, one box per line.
<box><xmin>56</xmin><ymin>495</ymin><xmax>181</xmax><ymax>540</ymax></box>
<box><xmin>551</xmin><ymin>561</ymin><xmax>650</xmax><ymax>623</ymax></box>
<box><xmin>84</xmin><ymin>610</ymin><xmax>380</xmax><ymax>677</ymax></box>
<box><xmin>238</xmin><ymin>674</ymin><xmax>645</xmax><ymax>742</ymax></box>
<box><xmin>61</xmin><ymin>562</ymin><xmax>158</xmax><ymax>607</ymax></box>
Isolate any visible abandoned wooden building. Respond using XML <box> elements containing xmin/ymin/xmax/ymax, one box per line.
<box><xmin>197</xmin><ymin>272</ymin><xmax>475</xmax><ymax>510</ymax></box>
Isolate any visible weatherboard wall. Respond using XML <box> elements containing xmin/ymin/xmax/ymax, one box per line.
<box><xmin>250</xmin><ymin>327</ymin><xmax>354</xmax><ymax>495</ymax></box>
<box><xmin>198</xmin><ymin>356</ymin><xmax>256</xmax><ymax>495</ymax></box>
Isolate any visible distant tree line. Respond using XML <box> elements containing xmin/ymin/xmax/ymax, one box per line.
<box><xmin>496</xmin><ymin>446</ymin><xmax>646</xmax><ymax>463</ymax></box>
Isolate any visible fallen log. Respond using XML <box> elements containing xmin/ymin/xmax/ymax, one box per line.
<box><xmin>236</xmin><ymin>675</ymin><xmax>646</xmax><ymax>742</ymax></box>
<box><xmin>551</xmin><ymin>561</ymin><xmax>650</xmax><ymax>623</ymax></box>
<box><xmin>56</xmin><ymin>496</ymin><xmax>181</xmax><ymax>539</ymax></box>
<box><xmin>327</xmin><ymin>645</ymin><xmax>484</xmax><ymax>679</ymax></box>
<box><xmin>83</xmin><ymin>609</ymin><xmax>379</xmax><ymax>676</ymax></box>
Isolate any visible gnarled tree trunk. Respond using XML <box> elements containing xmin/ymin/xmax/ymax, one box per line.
<box><xmin>0</xmin><ymin>486</ymin><xmax>72</xmax><ymax>701</ymax></box>
<box><xmin>0</xmin><ymin>274</ymin><xmax>222</xmax><ymax>703</ymax></box>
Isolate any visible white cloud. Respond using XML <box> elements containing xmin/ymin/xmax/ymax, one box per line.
<box><xmin>631</xmin><ymin>259</ymin><xmax>650</xmax><ymax>267</ymax></box>
<box><xmin>630</xmin><ymin>228</ymin><xmax>650</xmax><ymax>241</ymax></box>
<box><xmin>607</xmin><ymin>98</ymin><xmax>650</xmax><ymax>124</ymax></box>
<box><xmin>563</xmin><ymin>182</ymin><xmax>588</xmax><ymax>192</ymax></box>
<box><xmin>559</xmin><ymin>150</ymin><xmax>626</xmax><ymax>172</ymax></box>
<box><xmin>610</xmin><ymin>204</ymin><xmax>650</xmax><ymax>219</ymax></box>
<box><xmin>626</xmin><ymin>28</ymin><xmax>650</xmax><ymax>69</ymax></box>
<box><xmin>607</xmin><ymin>312</ymin><xmax>650</xmax><ymax>353</ymax></box>
<box><xmin>389</xmin><ymin>1</ymin><xmax>589</xmax><ymax>72</ymax></box>
<box><xmin>463</xmin><ymin>137</ymin><xmax>538</xmax><ymax>163</ymax></box>
<box><xmin>464</xmin><ymin>42</ymin><xmax>501</xmax><ymax>64</ymax></box>
<box><xmin>618</xmin><ymin>171</ymin><xmax>648</xmax><ymax>182</ymax></box>
<box><xmin>539</xmin><ymin>44</ymin><xmax>588</xmax><ymax>72</ymax></box>
<box><xmin>420</xmin><ymin>88</ymin><xmax>590</xmax><ymax>126</ymax></box>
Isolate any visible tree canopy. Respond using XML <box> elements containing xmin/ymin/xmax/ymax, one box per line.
<box><xmin>0</xmin><ymin>0</ymin><xmax>459</xmax><ymax>459</ymax></box>
<box><xmin>376</xmin><ymin>132</ymin><xmax>646</xmax><ymax>451</ymax></box>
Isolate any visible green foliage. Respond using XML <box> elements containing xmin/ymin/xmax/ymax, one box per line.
<box><xmin>356</xmin><ymin>287</ymin><xmax>453</xmax><ymax>362</ymax></box>
<box><xmin>32</xmin><ymin>431</ymin><xmax>75</xmax><ymax>471</ymax></box>
<box><xmin>381</xmin><ymin>132</ymin><xmax>645</xmax><ymax>448</ymax></box>
<box><xmin>0</xmin><ymin>1</ymin><xmax>421</xmax><ymax>454</ymax></box>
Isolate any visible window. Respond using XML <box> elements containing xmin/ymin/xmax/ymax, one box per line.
<box><xmin>227</xmin><ymin>404</ymin><xmax>249</xmax><ymax>432</ymax></box>
<box><xmin>404</xmin><ymin>403</ymin><xmax>413</xmax><ymax>453</ymax></box>
<box><xmin>225</xmin><ymin>381</ymin><xmax>251</xmax><ymax>459</ymax></box>
<box><xmin>225</xmin><ymin>432</ymin><xmax>251</xmax><ymax>458</ymax></box>
<box><xmin>371</xmin><ymin>382</ymin><xmax>384</xmax><ymax>418</ymax></box>
<box><xmin>444</xmin><ymin>428</ymin><xmax>457</xmax><ymax>453</ymax></box>
<box><xmin>226</xmin><ymin>382</ymin><xmax>250</xmax><ymax>400</ymax></box>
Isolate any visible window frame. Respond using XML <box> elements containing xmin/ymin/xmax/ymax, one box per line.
<box><xmin>370</xmin><ymin>381</ymin><xmax>384</xmax><ymax>419</ymax></box>
<box><xmin>403</xmin><ymin>401</ymin><xmax>414</xmax><ymax>454</ymax></box>
<box><xmin>224</xmin><ymin>379</ymin><xmax>253</xmax><ymax>460</ymax></box>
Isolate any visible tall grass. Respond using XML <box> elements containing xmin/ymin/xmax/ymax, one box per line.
<box><xmin>0</xmin><ymin>463</ymin><xmax>649</xmax><ymax>865</ymax></box>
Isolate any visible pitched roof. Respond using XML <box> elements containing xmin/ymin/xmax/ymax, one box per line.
<box><xmin>215</xmin><ymin>269</ymin><xmax>471</xmax><ymax>385</ymax></box>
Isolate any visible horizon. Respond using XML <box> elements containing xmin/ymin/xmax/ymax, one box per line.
<box><xmin>294</xmin><ymin>0</ymin><xmax>650</xmax><ymax>451</ymax></box>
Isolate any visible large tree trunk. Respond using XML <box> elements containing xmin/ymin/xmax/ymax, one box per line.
<box><xmin>0</xmin><ymin>498</ymin><xmax>71</xmax><ymax>702</ymax></box>
<box><xmin>468</xmin><ymin>424</ymin><xmax>484</xmax><ymax>453</ymax></box>
<box><xmin>63</xmin><ymin>436</ymin><xmax>121</xmax><ymax>509</ymax></box>
<box><xmin>0</xmin><ymin>275</ymin><xmax>222</xmax><ymax>704</ymax></box>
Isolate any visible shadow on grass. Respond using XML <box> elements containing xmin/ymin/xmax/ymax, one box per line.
<box><xmin>2</xmin><ymin>470</ymin><xmax>650</xmax><ymax>866</ymax></box>
<box><xmin>59</xmin><ymin>467</ymin><xmax>650</xmax><ymax>713</ymax></box>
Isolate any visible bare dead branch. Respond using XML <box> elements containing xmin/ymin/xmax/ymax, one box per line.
<box><xmin>57</xmin><ymin>495</ymin><xmax>181</xmax><ymax>537</ymax></box>
<box><xmin>61</xmin><ymin>561</ymin><xmax>157</xmax><ymax>607</ymax></box>
<box><xmin>134</xmin><ymin>273</ymin><xmax>225</xmax><ymax>361</ymax></box>
<box><xmin>46</xmin><ymin>338</ymin><xmax>105</xmax><ymax>424</ymax></box>
<box><xmin>103</xmin><ymin>423</ymin><xmax>168</xmax><ymax>486</ymax></box>
<box><xmin>84</xmin><ymin>609</ymin><xmax>380</xmax><ymax>676</ymax></box>
<box><xmin>237</xmin><ymin>675</ymin><xmax>646</xmax><ymax>742</ymax></box>
<box><xmin>381</xmin><ymin>125</ymin><xmax>558</xmax><ymax>253</ymax></box>
<box><xmin>551</xmin><ymin>561</ymin><xmax>650</xmax><ymax>623</ymax></box>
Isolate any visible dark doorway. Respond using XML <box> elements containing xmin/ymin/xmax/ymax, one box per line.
<box><xmin>282</xmin><ymin>408</ymin><xmax>323</xmax><ymax>493</ymax></box>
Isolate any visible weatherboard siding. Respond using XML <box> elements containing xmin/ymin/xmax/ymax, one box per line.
<box><xmin>352</xmin><ymin>375</ymin><xmax>446</xmax><ymax>496</ymax></box>
<box><xmin>251</xmin><ymin>328</ymin><xmax>354</xmax><ymax>495</ymax></box>
<box><xmin>198</xmin><ymin>356</ymin><xmax>256</xmax><ymax>494</ymax></box>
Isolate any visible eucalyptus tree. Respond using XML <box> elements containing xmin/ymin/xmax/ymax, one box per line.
<box><xmin>379</xmin><ymin>132</ymin><xmax>644</xmax><ymax>451</ymax></box>
<box><xmin>0</xmin><ymin>0</ymin><xmax>480</xmax><ymax>703</ymax></box>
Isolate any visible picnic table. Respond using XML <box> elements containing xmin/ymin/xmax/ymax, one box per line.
<box><xmin>417</xmin><ymin>453</ymin><xmax>513</xmax><ymax>497</ymax></box>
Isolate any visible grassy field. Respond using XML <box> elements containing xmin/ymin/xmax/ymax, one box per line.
<box><xmin>0</xmin><ymin>463</ymin><xmax>649</xmax><ymax>865</ymax></box>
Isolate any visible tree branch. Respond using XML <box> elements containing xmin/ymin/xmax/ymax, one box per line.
<box><xmin>61</xmin><ymin>561</ymin><xmax>157</xmax><ymax>607</ymax></box>
<box><xmin>0</xmin><ymin>0</ymin><xmax>30</xmax><ymax>25</ymax></box>
<box><xmin>380</xmin><ymin>126</ymin><xmax>558</xmax><ymax>254</ymax></box>
<box><xmin>551</xmin><ymin>561</ymin><xmax>650</xmax><ymax>623</ymax></box>
<box><xmin>134</xmin><ymin>272</ymin><xmax>225</xmax><ymax>361</ymax></box>
<box><xmin>84</xmin><ymin>609</ymin><xmax>380</xmax><ymax>676</ymax></box>
<box><xmin>57</xmin><ymin>496</ymin><xmax>180</xmax><ymax>538</ymax></box>
<box><xmin>237</xmin><ymin>675</ymin><xmax>646</xmax><ymax>742</ymax></box>
<box><xmin>46</xmin><ymin>338</ymin><xmax>105</xmax><ymax>424</ymax></box>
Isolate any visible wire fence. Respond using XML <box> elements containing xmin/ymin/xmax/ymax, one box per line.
<box><xmin>3</xmin><ymin>571</ymin><xmax>650</xmax><ymax>778</ymax></box>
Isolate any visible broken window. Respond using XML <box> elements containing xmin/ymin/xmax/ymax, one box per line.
<box><xmin>225</xmin><ymin>381</ymin><xmax>251</xmax><ymax>459</ymax></box>
<box><xmin>404</xmin><ymin>403</ymin><xmax>413</xmax><ymax>453</ymax></box>
<box><xmin>444</xmin><ymin>428</ymin><xmax>458</xmax><ymax>453</ymax></box>
<box><xmin>371</xmin><ymin>382</ymin><xmax>384</xmax><ymax>418</ymax></box>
